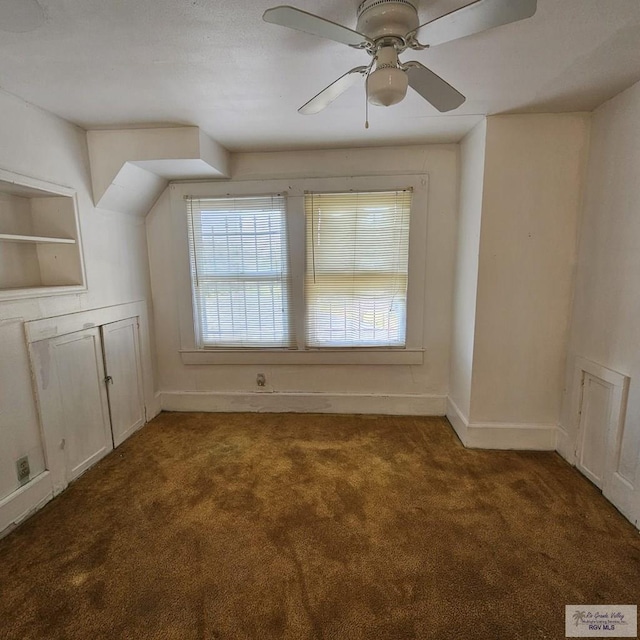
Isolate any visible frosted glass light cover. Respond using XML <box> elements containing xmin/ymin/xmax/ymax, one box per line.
<box><xmin>367</xmin><ymin>67</ymin><xmax>409</xmax><ymax>106</ymax></box>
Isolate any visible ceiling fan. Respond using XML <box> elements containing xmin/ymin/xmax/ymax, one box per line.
<box><xmin>263</xmin><ymin>0</ymin><xmax>537</xmax><ymax>115</ymax></box>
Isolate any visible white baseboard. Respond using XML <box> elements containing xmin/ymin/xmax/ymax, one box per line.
<box><xmin>148</xmin><ymin>393</ymin><xmax>163</xmax><ymax>421</ymax></box>
<box><xmin>464</xmin><ymin>421</ymin><xmax>558</xmax><ymax>450</ymax></box>
<box><xmin>555</xmin><ymin>424</ymin><xmax>576</xmax><ymax>464</ymax></box>
<box><xmin>160</xmin><ymin>391</ymin><xmax>447</xmax><ymax>416</ymax></box>
<box><xmin>445</xmin><ymin>397</ymin><xmax>469</xmax><ymax>445</ymax></box>
<box><xmin>0</xmin><ymin>471</ymin><xmax>53</xmax><ymax>538</ymax></box>
<box><xmin>446</xmin><ymin>397</ymin><xmax>557</xmax><ymax>450</ymax></box>
<box><xmin>548</xmin><ymin>426</ymin><xmax>638</xmax><ymax>528</ymax></box>
<box><xmin>605</xmin><ymin>472</ymin><xmax>638</xmax><ymax>527</ymax></box>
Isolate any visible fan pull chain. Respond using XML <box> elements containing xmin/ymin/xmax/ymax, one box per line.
<box><xmin>364</xmin><ymin>54</ymin><xmax>376</xmax><ymax>129</ymax></box>
<box><xmin>365</xmin><ymin>88</ymin><xmax>369</xmax><ymax>129</ymax></box>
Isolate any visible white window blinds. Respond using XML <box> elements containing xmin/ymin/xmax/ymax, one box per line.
<box><xmin>186</xmin><ymin>195</ymin><xmax>293</xmax><ymax>348</ymax></box>
<box><xmin>305</xmin><ymin>190</ymin><xmax>411</xmax><ymax>348</ymax></box>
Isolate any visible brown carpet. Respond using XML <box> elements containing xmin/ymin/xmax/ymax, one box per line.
<box><xmin>1</xmin><ymin>412</ymin><xmax>639</xmax><ymax>640</ymax></box>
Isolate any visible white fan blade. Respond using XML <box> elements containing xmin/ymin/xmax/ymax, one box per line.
<box><xmin>299</xmin><ymin>66</ymin><xmax>368</xmax><ymax>115</ymax></box>
<box><xmin>404</xmin><ymin>62</ymin><xmax>466</xmax><ymax>112</ymax></box>
<box><xmin>263</xmin><ymin>6</ymin><xmax>373</xmax><ymax>48</ymax></box>
<box><xmin>0</xmin><ymin>0</ymin><xmax>44</xmax><ymax>33</ymax></box>
<box><xmin>411</xmin><ymin>0</ymin><xmax>537</xmax><ymax>47</ymax></box>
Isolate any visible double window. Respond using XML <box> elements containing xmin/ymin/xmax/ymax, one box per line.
<box><xmin>178</xmin><ymin>174</ymin><xmax>427</xmax><ymax>363</ymax></box>
<box><xmin>187</xmin><ymin>189</ymin><xmax>411</xmax><ymax>350</ymax></box>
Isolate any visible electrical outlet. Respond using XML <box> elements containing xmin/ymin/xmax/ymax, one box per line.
<box><xmin>256</xmin><ymin>373</ymin><xmax>266</xmax><ymax>387</ymax></box>
<box><xmin>16</xmin><ymin>456</ymin><xmax>30</xmax><ymax>485</ymax></box>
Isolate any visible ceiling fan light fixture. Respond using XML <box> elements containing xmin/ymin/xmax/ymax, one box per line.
<box><xmin>367</xmin><ymin>45</ymin><xmax>408</xmax><ymax>106</ymax></box>
<box><xmin>367</xmin><ymin>66</ymin><xmax>408</xmax><ymax>106</ymax></box>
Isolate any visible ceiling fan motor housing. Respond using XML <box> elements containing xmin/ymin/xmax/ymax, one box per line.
<box><xmin>356</xmin><ymin>0</ymin><xmax>419</xmax><ymax>41</ymax></box>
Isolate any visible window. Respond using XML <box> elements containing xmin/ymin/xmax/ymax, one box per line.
<box><xmin>305</xmin><ymin>190</ymin><xmax>411</xmax><ymax>347</ymax></box>
<box><xmin>186</xmin><ymin>194</ymin><xmax>293</xmax><ymax>348</ymax></box>
<box><xmin>176</xmin><ymin>175</ymin><xmax>426</xmax><ymax>364</ymax></box>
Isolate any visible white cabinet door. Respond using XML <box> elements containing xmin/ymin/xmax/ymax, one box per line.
<box><xmin>31</xmin><ymin>327</ymin><xmax>113</xmax><ymax>491</ymax></box>
<box><xmin>572</xmin><ymin>358</ymin><xmax>633</xmax><ymax>522</ymax></box>
<box><xmin>576</xmin><ymin>372</ymin><xmax>610</xmax><ymax>488</ymax></box>
<box><xmin>101</xmin><ymin>318</ymin><xmax>145</xmax><ymax>448</ymax></box>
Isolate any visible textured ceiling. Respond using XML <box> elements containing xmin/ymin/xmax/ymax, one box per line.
<box><xmin>1</xmin><ymin>0</ymin><xmax>640</xmax><ymax>151</ymax></box>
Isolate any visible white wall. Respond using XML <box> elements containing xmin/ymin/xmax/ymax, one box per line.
<box><xmin>146</xmin><ymin>145</ymin><xmax>459</xmax><ymax>413</ymax></box>
<box><xmin>561</xmin><ymin>81</ymin><xmax>640</xmax><ymax>521</ymax></box>
<box><xmin>0</xmin><ymin>89</ymin><xmax>153</xmax><ymax>506</ymax></box>
<box><xmin>470</xmin><ymin>114</ymin><xmax>590</xmax><ymax>426</ymax></box>
<box><xmin>449</xmin><ymin>121</ymin><xmax>486</xmax><ymax>418</ymax></box>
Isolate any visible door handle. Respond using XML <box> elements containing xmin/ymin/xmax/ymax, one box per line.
<box><xmin>104</xmin><ymin>376</ymin><xmax>113</xmax><ymax>384</ymax></box>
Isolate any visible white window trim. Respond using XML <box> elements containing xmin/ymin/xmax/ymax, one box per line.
<box><xmin>169</xmin><ymin>174</ymin><xmax>428</xmax><ymax>365</ymax></box>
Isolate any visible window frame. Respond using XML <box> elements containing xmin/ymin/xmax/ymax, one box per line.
<box><xmin>170</xmin><ymin>174</ymin><xmax>428</xmax><ymax>365</ymax></box>
<box><xmin>186</xmin><ymin>193</ymin><xmax>294</xmax><ymax>348</ymax></box>
<box><xmin>304</xmin><ymin>188</ymin><xmax>413</xmax><ymax>349</ymax></box>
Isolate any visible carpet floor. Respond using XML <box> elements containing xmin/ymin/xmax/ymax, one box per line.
<box><xmin>1</xmin><ymin>412</ymin><xmax>639</xmax><ymax>639</ymax></box>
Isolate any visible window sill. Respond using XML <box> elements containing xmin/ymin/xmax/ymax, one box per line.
<box><xmin>179</xmin><ymin>348</ymin><xmax>424</xmax><ymax>366</ymax></box>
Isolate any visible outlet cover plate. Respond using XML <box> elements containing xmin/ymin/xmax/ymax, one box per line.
<box><xmin>16</xmin><ymin>456</ymin><xmax>30</xmax><ymax>485</ymax></box>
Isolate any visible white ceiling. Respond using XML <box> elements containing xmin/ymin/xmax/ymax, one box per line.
<box><xmin>1</xmin><ymin>0</ymin><xmax>640</xmax><ymax>152</ymax></box>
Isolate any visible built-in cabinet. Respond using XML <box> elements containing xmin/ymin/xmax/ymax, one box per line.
<box><xmin>33</xmin><ymin>328</ymin><xmax>114</xmax><ymax>488</ymax></box>
<box><xmin>0</xmin><ymin>169</ymin><xmax>85</xmax><ymax>300</ymax></box>
<box><xmin>0</xmin><ymin>302</ymin><xmax>154</xmax><ymax>535</ymax></box>
<box><xmin>571</xmin><ymin>357</ymin><xmax>634</xmax><ymax>522</ymax></box>
<box><xmin>30</xmin><ymin>316</ymin><xmax>145</xmax><ymax>494</ymax></box>
<box><xmin>101</xmin><ymin>318</ymin><xmax>146</xmax><ymax>448</ymax></box>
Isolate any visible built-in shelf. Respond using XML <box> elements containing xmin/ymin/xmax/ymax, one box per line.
<box><xmin>0</xmin><ymin>169</ymin><xmax>86</xmax><ymax>301</ymax></box>
<box><xmin>0</xmin><ymin>233</ymin><xmax>76</xmax><ymax>245</ymax></box>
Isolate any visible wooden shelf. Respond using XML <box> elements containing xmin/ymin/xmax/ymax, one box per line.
<box><xmin>0</xmin><ymin>284</ymin><xmax>84</xmax><ymax>300</ymax></box>
<box><xmin>0</xmin><ymin>170</ymin><xmax>85</xmax><ymax>300</ymax></box>
<box><xmin>0</xmin><ymin>233</ymin><xmax>76</xmax><ymax>244</ymax></box>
